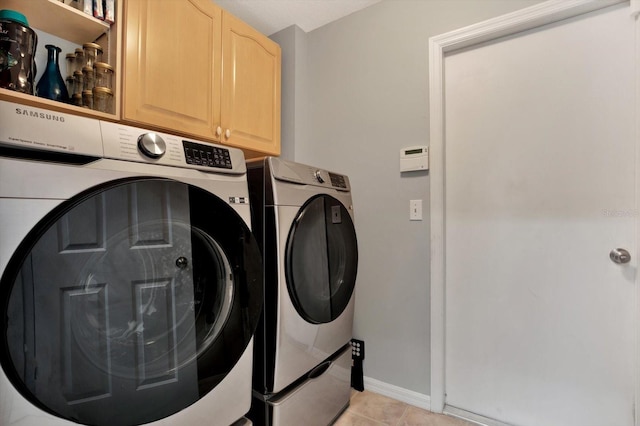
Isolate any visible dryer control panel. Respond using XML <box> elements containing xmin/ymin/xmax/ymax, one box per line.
<box><xmin>269</xmin><ymin>157</ymin><xmax>351</xmax><ymax>191</ymax></box>
<box><xmin>329</xmin><ymin>172</ymin><xmax>348</xmax><ymax>189</ymax></box>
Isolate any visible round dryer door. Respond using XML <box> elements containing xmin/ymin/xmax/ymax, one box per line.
<box><xmin>285</xmin><ymin>194</ymin><xmax>358</xmax><ymax>324</ymax></box>
<box><xmin>0</xmin><ymin>178</ymin><xmax>262</xmax><ymax>426</ymax></box>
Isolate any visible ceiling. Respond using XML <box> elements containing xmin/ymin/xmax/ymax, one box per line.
<box><xmin>214</xmin><ymin>0</ymin><xmax>381</xmax><ymax>35</ymax></box>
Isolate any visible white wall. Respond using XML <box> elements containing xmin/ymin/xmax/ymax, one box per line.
<box><xmin>272</xmin><ymin>0</ymin><xmax>544</xmax><ymax>399</ymax></box>
<box><xmin>33</xmin><ymin>31</ymin><xmax>79</xmax><ymax>90</ymax></box>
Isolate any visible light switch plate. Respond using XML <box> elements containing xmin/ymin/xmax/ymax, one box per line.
<box><xmin>410</xmin><ymin>199</ymin><xmax>423</xmax><ymax>221</ymax></box>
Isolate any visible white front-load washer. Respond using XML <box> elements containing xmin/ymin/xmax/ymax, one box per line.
<box><xmin>247</xmin><ymin>157</ymin><xmax>358</xmax><ymax>426</ymax></box>
<box><xmin>0</xmin><ymin>101</ymin><xmax>262</xmax><ymax>426</ymax></box>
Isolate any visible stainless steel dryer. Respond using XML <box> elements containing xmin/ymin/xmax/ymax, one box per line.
<box><xmin>247</xmin><ymin>157</ymin><xmax>358</xmax><ymax>426</ymax></box>
<box><xmin>0</xmin><ymin>101</ymin><xmax>262</xmax><ymax>426</ymax></box>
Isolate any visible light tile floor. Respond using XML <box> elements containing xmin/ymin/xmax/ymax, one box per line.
<box><xmin>334</xmin><ymin>391</ymin><xmax>475</xmax><ymax>426</ymax></box>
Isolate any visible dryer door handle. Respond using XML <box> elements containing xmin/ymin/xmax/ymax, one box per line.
<box><xmin>307</xmin><ymin>360</ymin><xmax>332</xmax><ymax>380</ymax></box>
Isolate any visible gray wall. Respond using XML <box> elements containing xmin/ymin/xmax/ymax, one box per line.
<box><xmin>272</xmin><ymin>0</ymin><xmax>543</xmax><ymax>397</ymax></box>
<box><xmin>270</xmin><ymin>25</ymin><xmax>309</xmax><ymax>161</ymax></box>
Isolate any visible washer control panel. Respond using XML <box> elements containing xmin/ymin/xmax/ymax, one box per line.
<box><xmin>100</xmin><ymin>121</ymin><xmax>246</xmax><ymax>174</ymax></box>
<box><xmin>183</xmin><ymin>140</ymin><xmax>232</xmax><ymax>169</ymax></box>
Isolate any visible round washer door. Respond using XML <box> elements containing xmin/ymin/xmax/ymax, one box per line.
<box><xmin>285</xmin><ymin>194</ymin><xmax>358</xmax><ymax>324</ymax></box>
<box><xmin>0</xmin><ymin>178</ymin><xmax>262</xmax><ymax>426</ymax></box>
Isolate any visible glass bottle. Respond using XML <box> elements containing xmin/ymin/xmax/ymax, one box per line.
<box><xmin>65</xmin><ymin>53</ymin><xmax>75</xmax><ymax>78</ymax></box>
<box><xmin>36</xmin><ymin>44</ymin><xmax>69</xmax><ymax>103</ymax></box>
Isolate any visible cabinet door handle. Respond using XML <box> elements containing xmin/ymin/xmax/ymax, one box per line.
<box><xmin>216</xmin><ymin>126</ymin><xmax>222</xmax><ymax>136</ymax></box>
<box><xmin>225</xmin><ymin>129</ymin><xmax>231</xmax><ymax>139</ymax></box>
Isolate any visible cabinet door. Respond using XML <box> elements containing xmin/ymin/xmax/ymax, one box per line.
<box><xmin>221</xmin><ymin>13</ymin><xmax>281</xmax><ymax>157</ymax></box>
<box><xmin>123</xmin><ymin>0</ymin><xmax>222</xmax><ymax>139</ymax></box>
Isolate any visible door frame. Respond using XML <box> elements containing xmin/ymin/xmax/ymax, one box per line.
<box><xmin>428</xmin><ymin>0</ymin><xmax>639</xmax><ymax>417</ymax></box>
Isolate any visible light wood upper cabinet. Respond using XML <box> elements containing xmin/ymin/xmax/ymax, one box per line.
<box><xmin>122</xmin><ymin>0</ymin><xmax>222</xmax><ymax>139</ymax></box>
<box><xmin>220</xmin><ymin>13</ymin><xmax>281</xmax><ymax>157</ymax></box>
<box><xmin>122</xmin><ymin>0</ymin><xmax>281</xmax><ymax>157</ymax></box>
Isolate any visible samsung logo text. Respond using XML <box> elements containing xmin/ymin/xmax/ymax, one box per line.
<box><xmin>15</xmin><ymin>108</ymin><xmax>66</xmax><ymax>122</ymax></box>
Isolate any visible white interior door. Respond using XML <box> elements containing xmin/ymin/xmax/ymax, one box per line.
<box><xmin>438</xmin><ymin>2</ymin><xmax>637</xmax><ymax>425</ymax></box>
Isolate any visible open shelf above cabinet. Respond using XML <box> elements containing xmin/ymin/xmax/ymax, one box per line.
<box><xmin>0</xmin><ymin>0</ymin><xmax>121</xmax><ymax>119</ymax></box>
<box><xmin>0</xmin><ymin>87</ymin><xmax>118</xmax><ymax>120</ymax></box>
<box><xmin>2</xmin><ymin>0</ymin><xmax>110</xmax><ymax>44</ymax></box>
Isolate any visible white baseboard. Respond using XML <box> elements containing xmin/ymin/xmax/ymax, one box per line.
<box><xmin>362</xmin><ymin>377</ymin><xmax>431</xmax><ymax>411</ymax></box>
<box><xmin>444</xmin><ymin>406</ymin><xmax>509</xmax><ymax>426</ymax></box>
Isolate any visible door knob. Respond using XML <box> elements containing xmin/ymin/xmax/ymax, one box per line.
<box><xmin>610</xmin><ymin>248</ymin><xmax>631</xmax><ymax>264</ymax></box>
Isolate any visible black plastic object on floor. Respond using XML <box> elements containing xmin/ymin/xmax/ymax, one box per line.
<box><xmin>351</xmin><ymin>339</ymin><xmax>365</xmax><ymax>391</ymax></box>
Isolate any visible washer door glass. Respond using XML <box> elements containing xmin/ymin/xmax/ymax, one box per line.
<box><xmin>0</xmin><ymin>178</ymin><xmax>262</xmax><ymax>426</ymax></box>
<box><xmin>285</xmin><ymin>194</ymin><xmax>358</xmax><ymax>324</ymax></box>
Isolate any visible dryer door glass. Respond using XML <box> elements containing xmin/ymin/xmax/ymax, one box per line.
<box><xmin>0</xmin><ymin>178</ymin><xmax>262</xmax><ymax>426</ymax></box>
<box><xmin>285</xmin><ymin>194</ymin><xmax>358</xmax><ymax>324</ymax></box>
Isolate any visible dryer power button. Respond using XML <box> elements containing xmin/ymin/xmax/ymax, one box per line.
<box><xmin>138</xmin><ymin>133</ymin><xmax>166</xmax><ymax>159</ymax></box>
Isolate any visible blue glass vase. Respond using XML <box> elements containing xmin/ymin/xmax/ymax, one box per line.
<box><xmin>36</xmin><ymin>44</ymin><xmax>69</xmax><ymax>103</ymax></box>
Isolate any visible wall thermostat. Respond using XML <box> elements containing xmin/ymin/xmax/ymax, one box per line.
<box><xmin>400</xmin><ymin>146</ymin><xmax>429</xmax><ymax>172</ymax></box>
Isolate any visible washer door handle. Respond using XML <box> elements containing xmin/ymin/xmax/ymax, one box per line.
<box><xmin>175</xmin><ymin>256</ymin><xmax>189</xmax><ymax>269</ymax></box>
